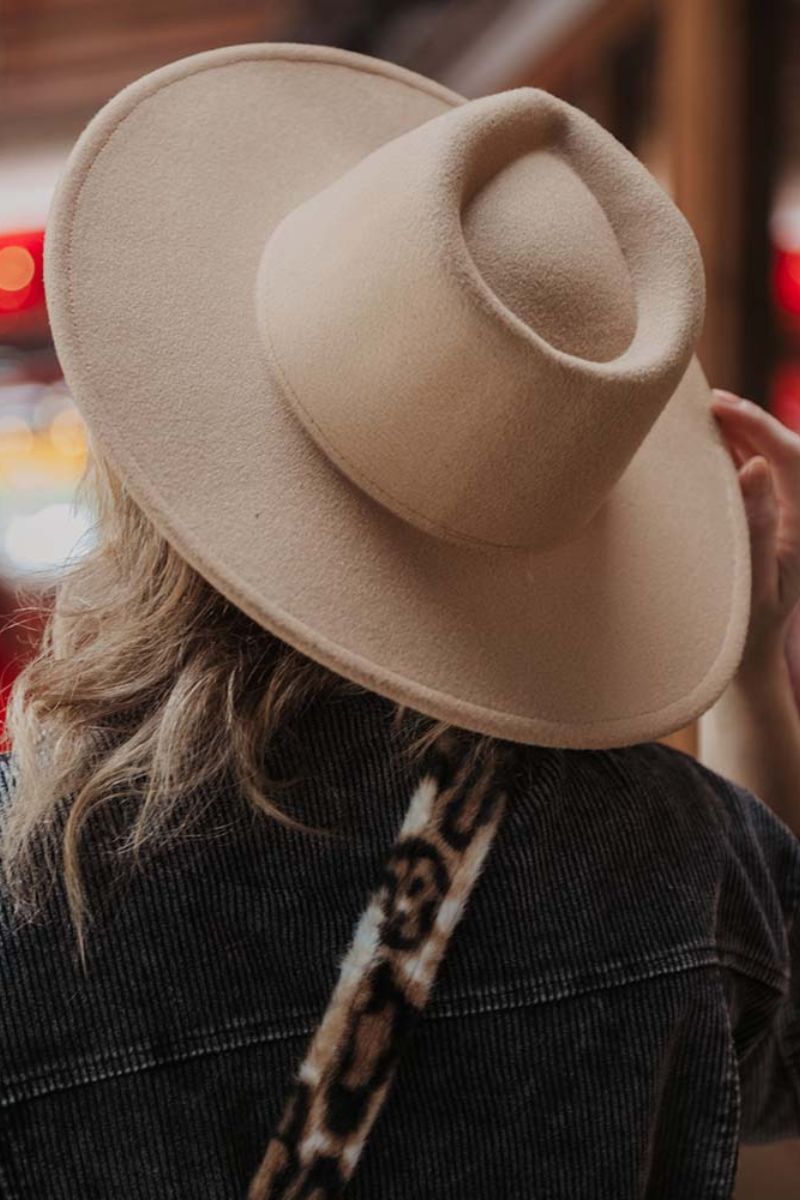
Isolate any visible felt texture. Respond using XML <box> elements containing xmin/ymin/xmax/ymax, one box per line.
<box><xmin>258</xmin><ymin>88</ymin><xmax>703</xmax><ymax>550</ymax></box>
<box><xmin>43</xmin><ymin>42</ymin><xmax>750</xmax><ymax>748</ymax></box>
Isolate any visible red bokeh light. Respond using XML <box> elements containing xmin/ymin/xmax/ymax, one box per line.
<box><xmin>0</xmin><ymin>229</ymin><xmax>45</xmax><ymax>315</ymax></box>
<box><xmin>770</xmin><ymin>360</ymin><xmax>800</xmax><ymax>433</ymax></box>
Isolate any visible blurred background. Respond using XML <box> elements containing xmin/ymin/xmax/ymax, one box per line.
<box><xmin>1</xmin><ymin>2</ymin><xmax>799</xmax><ymax>1192</ymax></box>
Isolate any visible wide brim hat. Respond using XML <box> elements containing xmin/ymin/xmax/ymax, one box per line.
<box><xmin>43</xmin><ymin>42</ymin><xmax>750</xmax><ymax>749</ymax></box>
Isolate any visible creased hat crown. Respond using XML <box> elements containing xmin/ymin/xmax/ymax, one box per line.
<box><xmin>43</xmin><ymin>42</ymin><xmax>748</xmax><ymax>747</ymax></box>
<box><xmin>255</xmin><ymin>87</ymin><xmax>704</xmax><ymax>552</ymax></box>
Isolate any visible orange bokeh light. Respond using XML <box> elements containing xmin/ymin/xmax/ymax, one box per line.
<box><xmin>0</xmin><ymin>230</ymin><xmax>45</xmax><ymax>317</ymax></box>
<box><xmin>0</xmin><ymin>245</ymin><xmax>35</xmax><ymax>292</ymax></box>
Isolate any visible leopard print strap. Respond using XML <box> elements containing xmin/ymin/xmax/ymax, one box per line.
<box><xmin>247</xmin><ymin>729</ymin><xmax>521</xmax><ymax>1200</ymax></box>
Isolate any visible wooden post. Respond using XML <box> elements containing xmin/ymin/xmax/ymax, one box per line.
<box><xmin>656</xmin><ymin>0</ymin><xmax>752</xmax><ymax>757</ymax></box>
<box><xmin>658</xmin><ymin>0</ymin><xmax>748</xmax><ymax>393</ymax></box>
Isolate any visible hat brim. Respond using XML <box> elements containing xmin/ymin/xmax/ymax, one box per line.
<box><xmin>44</xmin><ymin>43</ymin><xmax>750</xmax><ymax>748</ymax></box>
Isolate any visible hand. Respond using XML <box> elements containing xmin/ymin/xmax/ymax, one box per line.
<box><xmin>710</xmin><ymin>390</ymin><xmax>800</xmax><ymax>688</ymax></box>
<box><xmin>783</xmin><ymin>593</ymin><xmax>800</xmax><ymax>712</ymax></box>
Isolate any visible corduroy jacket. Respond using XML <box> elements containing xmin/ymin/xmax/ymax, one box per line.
<box><xmin>0</xmin><ymin>688</ymin><xmax>799</xmax><ymax>1199</ymax></box>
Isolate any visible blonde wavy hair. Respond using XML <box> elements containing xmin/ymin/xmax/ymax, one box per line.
<box><xmin>1</xmin><ymin>438</ymin><xmax>496</xmax><ymax>953</ymax></box>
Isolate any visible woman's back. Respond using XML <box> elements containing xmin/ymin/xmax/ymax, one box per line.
<box><xmin>1</xmin><ymin>688</ymin><xmax>798</xmax><ymax>1199</ymax></box>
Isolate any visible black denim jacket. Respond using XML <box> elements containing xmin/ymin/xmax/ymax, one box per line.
<box><xmin>0</xmin><ymin>689</ymin><xmax>798</xmax><ymax>1199</ymax></box>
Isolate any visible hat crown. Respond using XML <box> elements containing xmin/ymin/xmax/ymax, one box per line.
<box><xmin>463</xmin><ymin>148</ymin><xmax>636</xmax><ymax>364</ymax></box>
<box><xmin>255</xmin><ymin>87</ymin><xmax>704</xmax><ymax>551</ymax></box>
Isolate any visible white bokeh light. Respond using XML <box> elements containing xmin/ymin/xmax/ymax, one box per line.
<box><xmin>3</xmin><ymin>502</ymin><xmax>95</xmax><ymax>575</ymax></box>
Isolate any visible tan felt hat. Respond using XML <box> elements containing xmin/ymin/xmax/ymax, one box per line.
<box><xmin>43</xmin><ymin>42</ymin><xmax>750</xmax><ymax>749</ymax></box>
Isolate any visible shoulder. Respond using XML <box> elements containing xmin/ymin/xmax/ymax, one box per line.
<box><xmin>521</xmin><ymin>740</ymin><xmax>800</xmax><ymax>920</ymax></box>
<box><xmin>603</xmin><ymin>738</ymin><xmax>749</xmax><ymax>803</ymax></box>
<box><xmin>603</xmin><ymin>739</ymin><xmax>794</xmax><ymax>835</ymax></box>
<box><xmin>619</xmin><ymin>741</ymin><xmax>796</xmax><ymax>873</ymax></box>
<box><xmin>627</xmin><ymin>743</ymin><xmax>800</xmax><ymax>961</ymax></box>
<box><xmin>636</xmin><ymin>742</ymin><xmax>798</xmax><ymax>873</ymax></box>
<box><xmin>519</xmin><ymin>737</ymin><xmax>756</xmax><ymax>828</ymax></box>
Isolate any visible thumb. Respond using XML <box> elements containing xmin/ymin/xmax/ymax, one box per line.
<box><xmin>740</xmin><ymin>456</ymin><xmax>780</xmax><ymax>607</ymax></box>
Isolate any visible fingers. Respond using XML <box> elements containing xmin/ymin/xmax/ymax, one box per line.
<box><xmin>711</xmin><ymin>390</ymin><xmax>800</xmax><ymax>529</ymax></box>
<box><xmin>782</xmin><ymin>601</ymin><xmax>800</xmax><ymax>708</ymax></box>
<box><xmin>711</xmin><ymin>390</ymin><xmax>800</xmax><ymax>471</ymax></box>
<box><xmin>727</xmin><ymin>435</ymin><xmax>753</xmax><ymax>471</ymax></box>
<box><xmin>710</xmin><ymin>396</ymin><xmax>763</xmax><ymax>470</ymax></box>
<box><xmin>711</xmin><ymin>391</ymin><xmax>800</xmax><ymax>616</ymax></box>
<box><xmin>739</xmin><ymin>455</ymin><xmax>780</xmax><ymax>608</ymax></box>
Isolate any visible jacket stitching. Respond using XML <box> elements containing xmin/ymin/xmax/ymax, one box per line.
<box><xmin>0</xmin><ymin>948</ymin><xmax>768</xmax><ymax>1109</ymax></box>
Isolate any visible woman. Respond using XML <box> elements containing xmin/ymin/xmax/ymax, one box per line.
<box><xmin>1</xmin><ymin>43</ymin><xmax>798</xmax><ymax>1200</ymax></box>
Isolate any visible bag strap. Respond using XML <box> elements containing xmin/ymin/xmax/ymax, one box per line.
<box><xmin>247</xmin><ymin>729</ymin><xmax>522</xmax><ymax>1200</ymax></box>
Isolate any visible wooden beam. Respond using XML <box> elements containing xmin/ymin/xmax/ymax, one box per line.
<box><xmin>657</xmin><ymin>0</ymin><xmax>748</xmax><ymax>392</ymax></box>
<box><xmin>442</xmin><ymin>0</ymin><xmax>653</xmax><ymax>98</ymax></box>
<box><xmin>514</xmin><ymin>0</ymin><xmax>653</xmax><ymax>95</ymax></box>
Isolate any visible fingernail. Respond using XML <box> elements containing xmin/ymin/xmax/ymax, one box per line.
<box><xmin>712</xmin><ymin>390</ymin><xmax>743</xmax><ymax>405</ymax></box>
